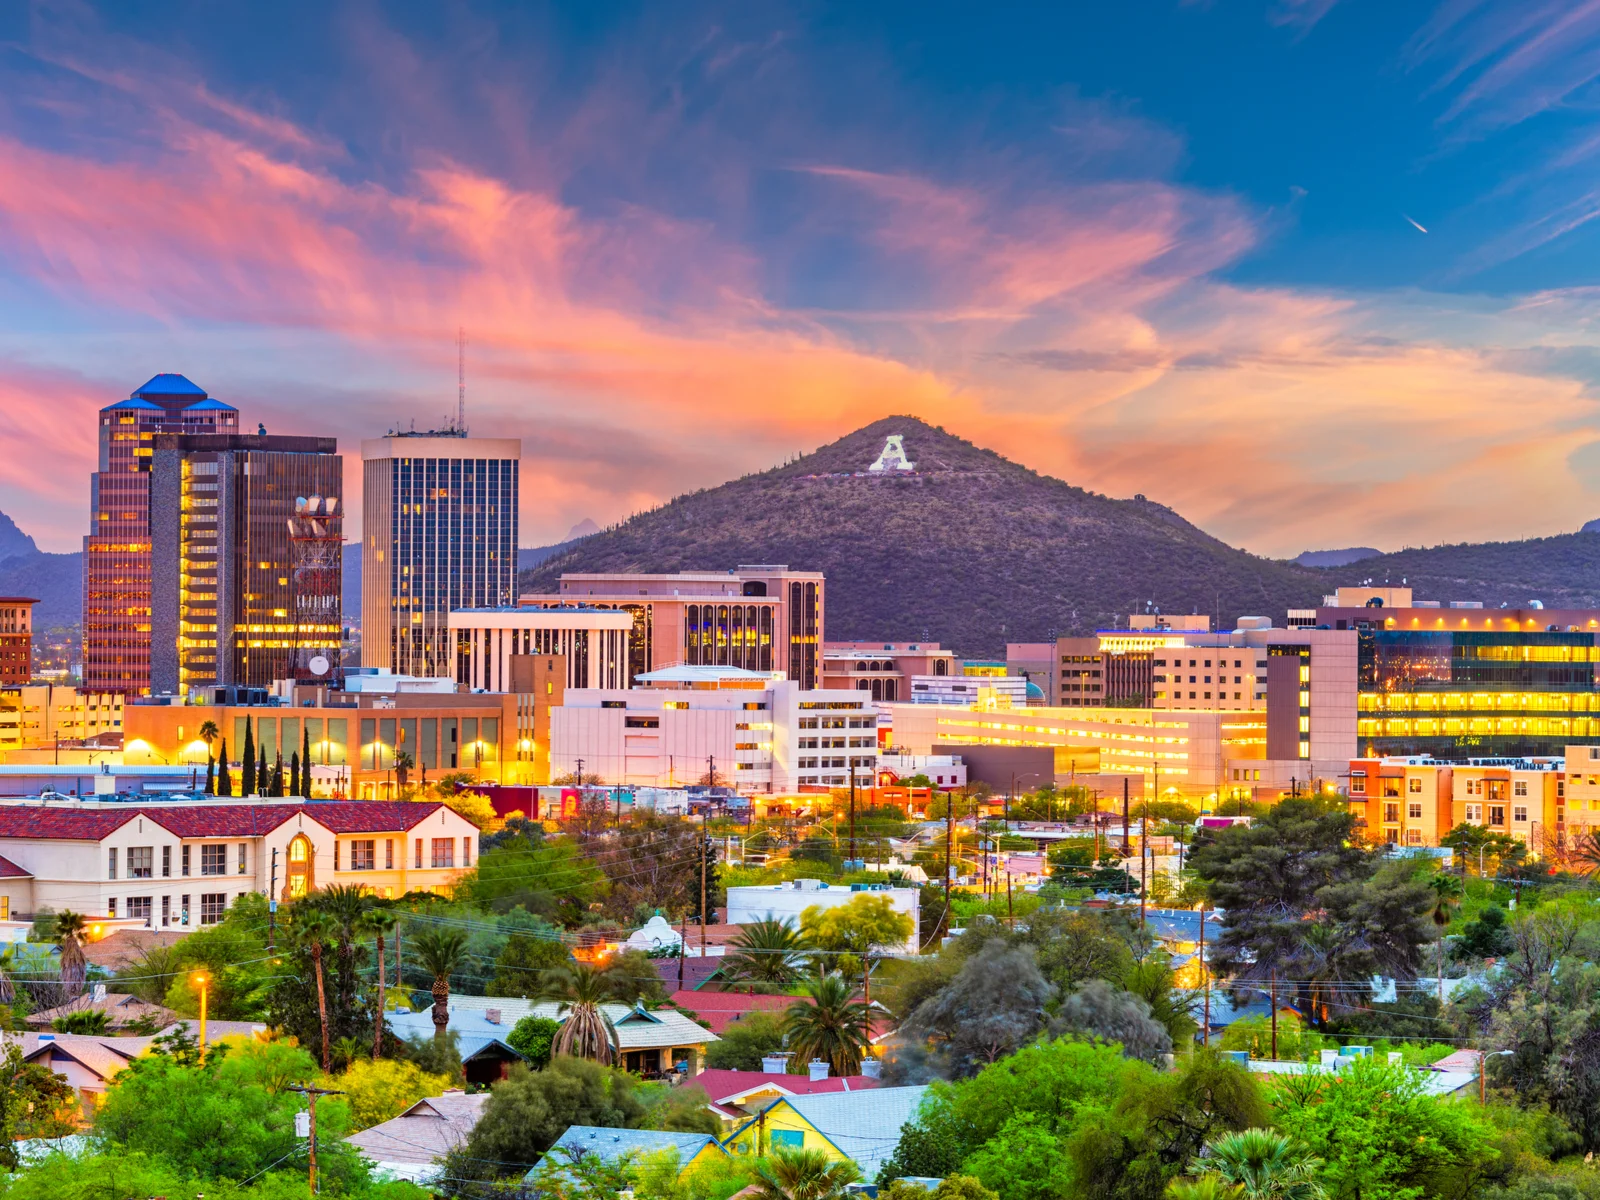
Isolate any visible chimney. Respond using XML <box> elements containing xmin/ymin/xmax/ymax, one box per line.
<box><xmin>859</xmin><ymin>1058</ymin><xmax>882</xmax><ymax>1080</ymax></box>
<box><xmin>92</xmin><ymin>983</ymin><xmax>107</xmax><ymax>1003</ymax></box>
<box><xmin>761</xmin><ymin>1054</ymin><xmax>789</xmax><ymax>1075</ymax></box>
<box><xmin>484</xmin><ymin>1008</ymin><xmax>501</xmax><ymax>1025</ymax></box>
<box><xmin>808</xmin><ymin>1059</ymin><xmax>830</xmax><ymax>1081</ymax></box>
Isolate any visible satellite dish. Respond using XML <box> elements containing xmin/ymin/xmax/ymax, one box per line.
<box><xmin>309</xmin><ymin>655</ymin><xmax>331</xmax><ymax>676</ymax></box>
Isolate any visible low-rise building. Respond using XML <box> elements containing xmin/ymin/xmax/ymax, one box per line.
<box><xmin>0</xmin><ymin>686</ymin><xmax>124</xmax><ymax>756</ymax></box>
<box><xmin>550</xmin><ymin>666</ymin><xmax>878</xmax><ymax>792</ymax></box>
<box><xmin>0</xmin><ymin>799</ymin><xmax>478</xmax><ymax>923</ymax></box>
<box><xmin>1347</xmin><ymin>753</ymin><xmax>1568</xmax><ymax>851</ymax></box>
<box><xmin>723</xmin><ymin>1085</ymin><xmax>929</xmax><ymax>1181</ymax></box>
<box><xmin>822</xmin><ymin>642</ymin><xmax>957</xmax><ymax>704</ymax></box>
<box><xmin>345</xmin><ymin>1091</ymin><xmax>490</xmax><ymax>1185</ymax></box>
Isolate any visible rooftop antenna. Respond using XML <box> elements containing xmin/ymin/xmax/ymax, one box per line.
<box><xmin>457</xmin><ymin>327</ymin><xmax>467</xmax><ymax>434</ymax></box>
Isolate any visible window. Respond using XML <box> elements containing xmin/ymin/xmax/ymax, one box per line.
<box><xmin>182</xmin><ymin>845</ymin><xmax>191</xmax><ymax>876</ymax></box>
<box><xmin>385</xmin><ymin>839</ymin><xmax>395</xmax><ymax>870</ymax></box>
<box><xmin>127</xmin><ymin>897</ymin><xmax>152</xmax><ymax>924</ymax></box>
<box><xmin>1513</xmin><ymin>805</ymin><xmax>1529</xmax><ymax>823</ymax></box>
<box><xmin>1408</xmin><ymin>802</ymin><xmax>1423</xmax><ymax>819</ymax></box>
<box><xmin>350</xmin><ymin>840</ymin><xmax>376</xmax><ymax>871</ymax></box>
<box><xmin>1465</xmin><ymin>779</ymin><xmax>1482</xmax><ymax>795</ymax></box>
<box><xmin>1408</xmin><ymin>778</ymin><xmax>1422</xmax><ymax>794</ymax></box>
<box><xmin>771</xmin><ymin>1131</ymin><xmax>804</xmax><ymax>1149</ymax></box>
<box><xmin>180</xmin><ymin>894</ymin><xmax>190</xmax><ymax>925</ymax></box>
<box><xmin>1406</xmin><ymin>829</ymin><xmax>1422</xmax><ymax>845</ymax></box>
<box><xmin>415</xmin><ymin>838</ymin><xmax>424</xmax><ymax>868</ymax></box>
<box><xmin>237</xmin><ymin>843</ymin><xmax>248</xmax><ymax>874</ymax></box>
<box><xmin>127</xmin><ymin>847</ymin><xmax>153</xmax><ymax>878</ymax></box>
<box><xmin>162</xmin><ymin>846</ymin><xmax>171</xmax><ymax>878</ymax></box>
<box><xmin>1351</xmin><ymin>778</ymin><xmax>1366</xmax><ymax>794</ymax></box>
<box><xmin>334</xmin><ymin>842</ymin><xmax>341</xmax><ymax>871</ymax></box>
<box><xmin>200</xmin><ymin>893</ymin><xmax>228</xmax><ymax>925</ymax></box>
<box><xmin>1384</xmin><ymin>803</ymin><xmax>1400</xmax><ymax>823</ymax></box>
<box><xmin>1383</xmin><ymin>781</ymin><xmax>1400</xmax><ymax>798</ymax></box>
<box><xmin>1489</xmin><ymin>806</ymin><xmax>1506</xmax><ymax>826</ymax></box>
<box><xmin>1514</xmin><ymin>781</ymin><xmax>1528</xmax><ymax>797</ymax></box>
<box><xmin>200</xmin><ymin>844</ymin><xmax>227</xmax><ymax>876</ymax></box>
<box><xmin>162</xmin><ymin>896</ymin><xmax>171</xmax><ymax>926</ymax></box>
<box><xmin>463</xmin><ymin>837</ymin><xmax>473</xmax><ymax>867</ymax></box>
<box><xmin>431</xmin><ymin>838</ymin><xmax>455</xmax><ymax>868</ymax></box>
<box><xmin>1466</xmin><ymin>803</ymin><xmax>1482</xmax><ymax>823</ymax></box>
<box><xmin>107</xmin><ymin>848</ymin><xmax>118</xmax><ymax>880</ymax></box>
<box><xmin>108</xmin><ymin>898</ymin><xmax>116</xmax><ymax>917</ymax></box>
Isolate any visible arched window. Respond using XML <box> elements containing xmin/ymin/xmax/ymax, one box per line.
<box><xmin>871</xmin><ymin>678</ymin><xmax>884</xmax><ymax>701</ymax></box>
<box><xmin>284</xmin><ymin>834</ymin><xmax>314</xmax><ymax>899</ymax></box>
<box><xmin>884</xmin><ymin>679</ymin><xmax>897</xmax><ymax>702</ymax></box>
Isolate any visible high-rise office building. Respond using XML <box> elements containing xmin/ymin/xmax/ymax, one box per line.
<box><xmin>148</xmin><ymin>432</ymin><xmax>343</xmax><ymax>694</ymax></box>
<box><xmin>362</xmin><ymin>432</ymin><xmax>520</xmax><ymax>677</ymax></box>
<box><xmin>84</xmin><ymin>375</ymin><xmax>239</xmax><ymax>694</ymax></box>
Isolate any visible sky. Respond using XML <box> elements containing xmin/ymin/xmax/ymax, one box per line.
<box><xmin>3</xmin><ymin>1</ymin><xmax>1600</xmax><ymax>558</ymax></box>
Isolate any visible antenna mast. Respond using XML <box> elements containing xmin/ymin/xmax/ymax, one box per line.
<box><xmin>457</xmin><ymin>327</ymin><xmax>466</xmax><ymax>433</ymax></box>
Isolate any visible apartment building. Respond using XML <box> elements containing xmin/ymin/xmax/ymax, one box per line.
<box><xmin>0</xmin><ymin>799</ymin><xmax>478</xmax><ymax>923</ymax></box>
<box><xmin>0</xmin><ymin>598</ymin><xmax>35</xmax><ymax>686</ymax></box>
<box><xmin>1347</xmin><ymin>753</ymin><xmax>1566</xmax><ymax>851</ymax></box>
<box><xmin>446</xmin><ymin>607</ymin><xmax>634</xmax><ymax>691</ymax></box>
<box><xmin>550</xmin><ymin>666</ymin><xmax>877</xmax><ymax>792</ymax></box>
<box><xmin>0</xmin><ymin>686</ymin><xmax>125</xmax><ymax>755</ymax></box>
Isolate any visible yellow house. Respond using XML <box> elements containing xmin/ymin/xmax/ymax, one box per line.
<box><xmin>538</xmin><ymin>1127</ymin><xmax>726</xmax><ymax>1179</ymax></box>
<box><xmin>724</xmin><ymin>1086</ymin><xmax>929</xmax><ymax>1182</ymax></box>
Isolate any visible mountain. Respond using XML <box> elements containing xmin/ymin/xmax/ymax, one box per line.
<box><xmin>1316</xmin><ymin>534</ymin><xmax>1600</xmax><ymax>610</ymax></box>
<box><xmin>1294</xmin><ymin>547</ymin><xmax>1380</xmax><ymax>568</ymax></box>
<box><xmin>0</xmin><ymin>548</ymin><xmax>82</xmax><ymax>629</ymax></box>
<box><xmin>0</xmin><ymin>512</ymin><xmax>37</xmax><ymax>562</ymax></box>
<box><xmin>519</xmin><ymin>416</ymin><xmax>1334</xmax><ymax>654</ymax></box>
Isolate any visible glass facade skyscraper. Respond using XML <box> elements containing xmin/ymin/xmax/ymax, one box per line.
<box><xmin>361</xmin><ymin>433</ymin><xmax>520</xmax><ymax>678</ymax></box>
<box><xmin>83</xmin><ymin>375</ymin><xmax>238</xmax><ymax>695</ymax></box>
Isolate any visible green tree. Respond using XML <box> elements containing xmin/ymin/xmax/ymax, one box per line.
<box><xmin>215</xmin><ymin>736</ymin><xmax>232</xmax><ymax>797</ymax></box>
<box><xmin>1458</xmin><ymin>906</ymin><xmax>1515</xmax><ymax>959</ymax></box>
<box><xmin>507</xmin><ymin>1014</ymin><xmax>562</xmax><ymax>1069</ymax></box>
<box><xmin>704</xmin><ymin>1009</ymin><xmax>786</xmax><ymax>1071</ymax></box>
<box><xmin>466</xmin><ymin>837</ymin><xmax>608</xmax><ymax>923</ymax></box>
<box><xmin>270</xmin><ymin>751</ymin><xmax>284</xmax><ymax>797</ymax></box>
<box><xmin>488</xmin><ymin>931</ymin><xmax>572</xmax><ymax>998</ymax></box>
<box><xmin>640</xmin><ymin>1082</ymin><xmax>721</xmax><ymax>1135</ymax></box>
<box><xmin>53</xmin><ymin>910</ymin><xmax>88</xmax><ymax>997</ymax></box>
<box><xmin>296</xmin><ymin>909</ymin><xmax>337</xmax><ymax>1072</ymax></box>
<box><xmin>1272</xmin><ymin>1057</ymin><xmax>1497</xmax><ymax>1200</ymax></box>
<box><xmin>750</xmin><ymin>1146</ymin><xmax>861</xmax><ymax>1200</ymax></box>
<box><xmin>288</xmin><ymin>750</ymin><xmax>301</xmax><ymax>799</ymax></box>
<box><xmin>0</xmin><ymin>1038</ymin><xmax>76</xmax><ymax>1159</ymax></box>
<box><xmin>241</xmin><ymin>719</ymin><xmax>255</xmax><ymax>797</ymax></box>
<box><xmin>334</xmin><ymin>1057</ymin><xmax>455</xmax><ymax>1130</ymax></box>
<box><xmin>1198</xmin><ymin>1128</ymin><xmax>1325</xmax><ymax>1200</ymax></box>
<box><xmin>901</xmin><ymin>939</ymin><xmax>1056</xmax><ymax>1077</ymax></box>
<box><xmin>802</xmin><ymin>893</ymin><xmax>914</xmax><ymax>996</ymax></box>
<box><xmin>784</xmin><ymin>972</ymin><xmax>870</xmax><ymax>1078</ymax></box>
<box><xmin>458</xmin><ymin>1057</ymin><xmax>647</xmax><ymax>1176</ymax></box>
<box><xmin>724</xmin><ymin>917</ymin><xmax>809</xmax><ymax>989</ymax></box>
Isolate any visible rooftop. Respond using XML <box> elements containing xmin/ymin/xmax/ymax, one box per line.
<box><xmin>0</xmin><ymin>801</ymin><xmax>455</xmax><ymax>842</ymax></box>
<box><xmin>538</xmin><ymin>1126</ymin><xmax>722</xmax><ymax>1175</ymax></box>
<box><xmin>131</xmin><ymin>373</ymin><xmax>206</xmax><ymax>398</ymax></box>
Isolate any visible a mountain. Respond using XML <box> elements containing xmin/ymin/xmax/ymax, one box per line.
<box><xmin>519</xmin><ymin>417</ymin><xmax>1334</xmax><ymax>654</ymax></box>
<box><xmin>1294</xmin><ymin>547</ymin><xmax>1380</xmax><ymax>568</ymax></box>
<box><xmin>0</xmin><ymin>512</ymin><xmax>37</xmax><ymax>562</ymax></box>
<box><xmin>1317</xmin><ymin>535</ymin><xmax>1600</xmax><ymax>610</ymax></box>
<box><xmin>0</xmin><ymin>547</ymin><xmax>82</xmax><ymax>629</ymax></box>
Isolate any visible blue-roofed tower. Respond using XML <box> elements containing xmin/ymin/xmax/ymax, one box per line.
<box><xmin>84</xmin><ymin>375</ymin><xmax>239</xmax><ymax>695</ymax></box>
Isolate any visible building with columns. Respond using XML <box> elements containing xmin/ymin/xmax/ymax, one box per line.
<box><xmin>0</xmin><ymin>598</ymin><xmax>35</xmax><ymax>687</ymax></box>
<box><xmin>447</xmin><ymin>607</ymin><xmax>633</xmax><ymax>691</ymax></box>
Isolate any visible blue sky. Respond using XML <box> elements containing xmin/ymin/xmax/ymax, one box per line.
<box><xmin>0</xmin><ymin>0</ymin><xmax>1598</xmax><ymax>556</ymax></box>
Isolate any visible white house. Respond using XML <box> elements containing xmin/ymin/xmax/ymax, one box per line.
<box><xmin>0</xmin><ymin>799</ymin><xmax>480</xmax><ymax>924</ymax></box>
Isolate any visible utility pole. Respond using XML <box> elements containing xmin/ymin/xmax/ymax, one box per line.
<box><xmin>848</xmin><ymin>763</ymin><xmax>857</xmax><ymax>867</ymax></box>
<box><xmin>678</xmin><ymin>908</ymin><xmax>688</xmax><ymax>990</ymax></box>
<box><xmin>1007</xmin><ymin>875</ymin><xmax>1014</xmax><ymax>932</ymax></box>
<box><xmin>1122</xmin><ymin>777</ymin><xmax>1131</xmax><ymax>855</ymax></box>
<box><xmin>268</xmin><ymin>848</ymin><xmax>278</xmax><ymax>954</ymax></box>
<box><xmin>1199</xmin><ymin>904</ymin><xmax>1210</xmax><ymax>1046</ymax></box>
<box><xmin>289</xmin><ymin>1083</ymin><xmax>345</xmax><ymax>1194</ymax></box>
<box><xmin>1270</xmin><ymin>968</ymin><xmax>1279</xmax><ymax>1060</ymax></box>
<box><xmin>944</xmin><ymin>791</ymin><xmax>955</xmax><ymax>920</ymax></box>
<box><xmin>700</xmin><ymin>823</ymin><xmax>709</xmax><ymax>956</ymax></box>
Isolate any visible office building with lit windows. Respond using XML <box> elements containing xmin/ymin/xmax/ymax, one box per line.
<box><xmin>84</xmin><ymin>375</ymin><xmax>239</xmax><ymax>694</ymax></box>
<box><xmin>521</xmin><ymin>567</ymin><xmax>824</xmax><ymax>689</ymax></box>
<box><xmin>0</xmin><ymin>598</ymin><xmax>35</xmax><ymax>686</ymax></box>
<box><xmin>149</xmin><ymin>432</ymin><xmax>342</xmax><ymax>694</ymax></box>
<box><xmin>362</xmin><ymin>433</ymin><xmax>521</xmax><ymax>678</ymax></box>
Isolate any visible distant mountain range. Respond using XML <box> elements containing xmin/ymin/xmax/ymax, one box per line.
<box><xmin>5</xmin><ymin>431</ymin><xmax>1599</xmax><ymax>654</ymax></box>
<box><xmin>518</xmin><ymin>416</ymin><xmax>1600</xmax><ymax>656</ymax></box>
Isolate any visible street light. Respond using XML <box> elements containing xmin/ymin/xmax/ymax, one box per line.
<box><xmin>192</xmin><ymin>971</ymin><xmax>209</xmax><ymax>1060</ymax></box>
<box><xmin>1480</xmin><ymin>1048</ymin><xmax>1512</xmax><ymax>1104</ymax></box>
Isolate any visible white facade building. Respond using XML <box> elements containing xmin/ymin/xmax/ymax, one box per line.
<box><xmin>0</xmin><ymin>799</ymin><xmax>478</xmax><ymax>924</ymax></box>
<box><xmin>447</xmin><ymin>607</ymin><xmax>634</xmax><ymax>692</ymax></box>
<box><xmin>908</xmin><ymin>675</ymin><xmax>1030</xmax><ymax>707</ymax></box>
<box><xmin>549</xmin><ymin>666</ymin><xmax>878</xmax><ymax>792</ymax></box>
<box><xmin>726</xmin><ymin>879</ymin><xmax>919</xmax><ymax>952</ymax></box>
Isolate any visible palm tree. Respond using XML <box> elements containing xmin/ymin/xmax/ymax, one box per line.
<box><xmin>314</xmin><ymin>884</ymin><xmax>371</xmax><ymax>1015</ymax></box>
<box><xmin>54</xmin><ymin>911</ymin><xmax>89</xmax><ymax>1000</ymax></box>
<box><xmin>749</xmin><ymin>1146</ymin><xmax>859</xmax><ymax>1200</ymax></box>
<box><xmin>366</xmin><ymin>907</ymin><xmax>396</xmax><ymax>1060</ymax></box>
<box><xmin>199</xmin><ymin>720</ymin><xmax>219</xmax><ymax>794</ymax></box>
<box><xmin>1425</xmin><ymin>872</ymin><xmax>1465</xmax><ymax>1003</ymax></box>
<box><xmin>724</xmin><ymin>917</ymin><xmax>808</xmax><ymax>989</ymax></box>
<box><xmin>542</xmin><ymin>962</ymin><xmax>620</xmax><ymax>1065</ymax></box>
<box><xmin>1571</xmin><ymin>830</ymin><xmax>1600</xmax><ymax>876</ymax></box>
<box><xmin>783</xmin><ymin>972</ymin><xmax>870</xmax><ymax>1079</ymax></box>
<box><xmin>411</xmin><ymin>926</ymin><xmax>470</xmax><ymax>1040</ymax></box>
<box><xmin>1199</xmin><ymin>1128</ymin><xmax>1325</xmax><ymax>1200</ymax></box>
<box><xmin>295</xmin><ymin>910</ymin><xmax>336</xmax><ymax>1073</ymax></box>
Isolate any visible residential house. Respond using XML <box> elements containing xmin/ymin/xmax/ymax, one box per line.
<box><xmin>533</xmin><ymin>1127</ymin><xmax>726</xmax><ymax>1181</ymax></box>
<box><xmin>29</xmin><ymin>989</ymin><xmax>173</xmax><ymax>1032</ymax></box>
<box><xmin>723</xmin><ymin>1085</ymin><xmax>929</xmax><ymax>1182</ymax></box>
<box><xmin>667</xmin><ymin>991</ymin><xmax>800</xmax><ymax>1035</ymax></box>
<box><xmin>345</xmin><ymin>1091</ymin><xmax>490</xmax><ymax>1184</ymax></box>
<box><xmin>686</xmin><ymin>1067</ymin><xmax>881</xmax><ymax>1135</ymax></box>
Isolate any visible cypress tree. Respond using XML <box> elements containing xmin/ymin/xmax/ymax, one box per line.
<box><xmin>288</xmin><ymin>751</ymin><xmax>301</xmax><ymax>799</ymax></box>
<box><xmin>241</xmin><ymin>721</ymin><xmax>256</xmax><ymax>796</ymax></box>
<box><xmin>271</xmin><ymin>752</ymin><xmax>284</xmax><ymax>797</ymax></box>
<box><xmin>258</xmin><ymin>744</ymin><xmax>268</xmax><ymax>795</ymax></box>
<box><xmin>204</xmin><ymin>756</ymin><xmax>216</xmax><ymax>796</ymax></box>
<box><xmin>216</xmin><ymin>738</ymin><xmax>233</xmax><ymax>797</ymax></box>
<box><xmin>301</xmin><ymin>727</ymin><xmax>312</xmax><ymax>797</ymax></box>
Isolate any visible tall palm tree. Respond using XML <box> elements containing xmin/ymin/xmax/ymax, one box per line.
<box><xmin>1425</xmin><ymin>872</ymin><xmax>1465</xmax><ymax>1004</ymax></box>
<box><xmin>198</xmin><ymin>719</ymin><xmax>219</xmax><ymax>752</ymax></box>
<box><xmin>1199</xmin><ymin>1128</ymin><xmax>1325</xmax><ymax>1200</ymax></box>
<box><xmin>783</xmin><ymin>972</ymin><xmax>870</xmax><ymax>1079</ymax></box>
<box><xmin>542</xmin><ymin>962</ymin><xmax>619</xmax><ymax>1066</ymax></box>
<box><xmin>54</xmin><ymin>911</ymin><xmax>89</xmax><ymax>1000</ymax></box>
<box><xmin>314</xmin><ymin>884</ymin><xmax>371</xmax><ymax>1015</ymax></box>
<box><xmin>723</xmin><ymin>917</ymin><xmax>808</xmax><ymax>989</ymax></box>
<box><xmin>366</xmin><ymin>907</ymin><xmax>396</xmax><ymax>1060</ymax></box>
<box><xmin>199</xmin><ymin>719</ymin><xmax>219</xmax><ymax>793</ymax></box>
<box><xmin>411</xmin><ymin>926</ymin><xmax>470</xmax><ymax>1040</ymax></box>
<box><xmin>749</xmin><ymin>1146</ymin><xmax>859</xmax><ymax>1200</ymax></box>
<box><xmin>295</xmin><ymin>910</ymin><xmax>336</xmax><ymax>1073</ymax></box>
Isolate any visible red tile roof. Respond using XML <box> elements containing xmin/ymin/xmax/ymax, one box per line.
<box><xmin>0</xmin><ymin>854</ymin><xmax>33</xmax><ymax>878</ymax></box>
<box><xmin>0</xmin><ymin>802</ymin><xmax>449</xmax><ymax>842</ymax></box>
<box><xmin>668</xmin><ymin>990</ymin><xmax>804</xmax><ymax>1034</ymax></box>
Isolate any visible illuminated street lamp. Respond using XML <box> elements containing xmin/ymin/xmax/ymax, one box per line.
<box><xmin>192</xmin><ymin>971</ymin><xmax>209</xmax><ymax>1060</ymax></box>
